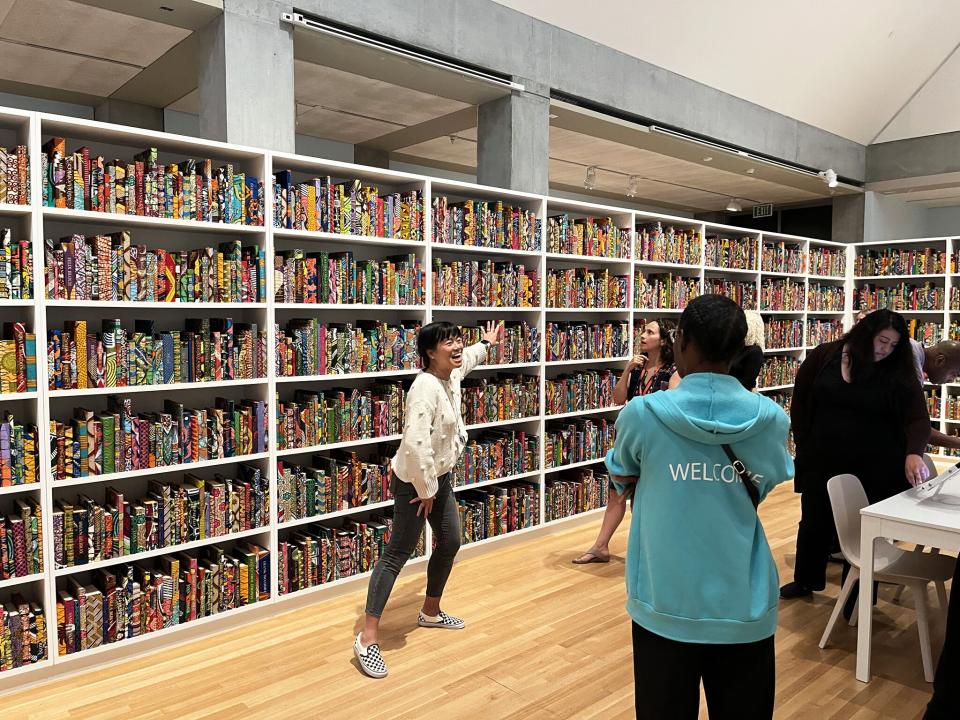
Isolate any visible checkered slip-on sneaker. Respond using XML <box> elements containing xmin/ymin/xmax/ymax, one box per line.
<box><xmin>417</xmin><ymin>610</ymin><xmax>466</xmax><ymax>630</ymax></box>
<box><xmin>353</xmin><ymin>633</ymin><xmax>388</xmax><ymax>678</ymax></box>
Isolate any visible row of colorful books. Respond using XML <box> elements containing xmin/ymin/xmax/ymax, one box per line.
<box><xmin>545</xmin><ymin>268</ymin><xmax>628</xmax><ymax>309</ymax></box>
<box><xmin>545</xmin><ymin>370</ymin><xmax>616</xmax><ymax>416</ymax></box>
<box><xmin>451</xmin><ymin>430</ymin><xmax>539</xmax><ymax>489</ymax></box>
<box><xmin>854</xmin><ymin>248</ymin><xmax>949</xmax><ymax>277</ymax></box>
<box><xmin>759</xmin><ymin>278</ymin><xmax>806</xmax><ymax>312</ymax></box>
<box><xmin>951</xmin><ymin>325</ymin><xmax>960</xmax><ymax>342</ymax></box>
<box><xmin>806</xmin><ymin>319</ymin><xmax>844</xmax><ymax>346</ymax></box>
<box><xmin>461</xmin><ymin>375</ymin><xmax>540</xmax><ymax>425</ymax></box>
<box><xmin>45</xmin><ymin>233</ymin><xmax>266</xmax><ymax>304</ymax></box>
<box><xmin>1</xmin><ymin>497</ymin><xmax>42</xmax><ymax>579</ymax></box>
<box><xmin>0</xmin><ymin>230</ymin><xmax>32</xmax><ymax>300</ymax></box>
<box><xmin>707</xmin><ymin>279</ymin><xmax>757</xmax><ymax>310</ymax></box>
<box><xmin>0</xmin><ymin>415</ymin><xmax>39</xmax><ymax>487</ymax></box>
<box><xmin>544</xmin><ymin>321</ymin><xmax>629</xmax><ymax>362</ymax></box>
<box><xmin>276</xmin><ymin>383</ymin><xmax>405</xmax><ymax>452</ymax></box>
<box><xmin>273</xmin><ymin>250</ymin><xmax>423</xmax><ymax>306</ymax></box>
<box><xmin>273</xmin><ymin>172</ymin><xmax>422</xmax><ymax>240</ymax></box>
<box><xmin>855</xmin><ymin>284</ymin><xmax>945</xmax><ymax>313</ymax></box>
<box><xmin>48</xmin><ymin>319</ymin><xmax>265</xmax><ymax>390</ymax></box>
<box><xmin>432</xmin><ymin>259</ymin><xmax>539</xmax><ymax>307</ymax></box>
<box><xmin>945</xmin><ymin>394</ymin><xmax>960</xmax><ymax>420</ymax></box>
<box><xmin>457</xmin><ymin>482</ymin><xmax>540</xmax><ymax>544</ymax></box>
<box><xmin>432</xmin><ymin>197</ymin><xmax>539</xmax><ymax>251</ymax></box>
<box><xmin>42</xmin><ymin>139</ymin><xmax>264</xmax><ymax>225</ymax></box>
<box><xmin>56</xmin><ymin>542</ymin><xmax>269</xmax><ymax>656</ymax></box>
<box><xmin>52</xmin><ymin>467</ymin><xmax>268</xmax><ymax>568</ymax></box>
<box><xmin>546</xmin><ymin>215</ymin><xmax>629</xmax><ymax>259</ymax></box>
<box><xmin>0</xmin><ymin>322</ymin><xmax>37</xmax><ymax>393</ymax></box>
<box><xmin>927</xmin><ymin>387</ymin><xmax>941</xmax><ymax>418</ymax></box>
<box><xmin>761</xmin><ymin>242</ymin><xmax>804</xmax><ymax>274</ymax></box>
<box><xmin>278</xmin><ymin>514</ymin><xmax>420</xmax><ymax>594</ymax></box>
<box><xmin>636</xmin><ymin>223</ymin><xmax>700</xmax><ymax>265</ymax></box>
<box><xmin>809</xmin><ymin>249</ymin><xmax>846</xmax><ymax>277</ymax></box>
<box><xmin>0</xmin><ymin>594</ymin><xmax>46</xmax><ymax>672</ymax></box>
<box><xmin>461</xmin><ymin>322</ymin><xmax>539</xmax><ymax>365</ymax></box>
<box><xmin>275</xmin><ymin>319</ymin><xmax>419</xmax><ymax>378</ymax></box>
<box><xmin>277</xmin><ymin>452</ymin><xmax>393</xmax><ymax>523</ymax></box>
<box><xmin>951</xmin><ymin>287</ymin><xmax>960</xmax><ymax>311</ymax></box>
<box><xmin>705</xmin><ymin>236</ymin><xmax>757</xmax><ymax>270</ymax></box>
<box><xmin>545</xmin><ymin>468</ymin><xmax>610</xmax><ymax>523</ymax></box>
<box><xmin>759</xmin><ymin>356</ymin><xmax>800</xmax><ymax>388</ymax></box>
<box><xmin>763</xmin><ymin>392</ymin><xmax>796</xmax><ymax>455</ymax></box>
<box><xmin>543</xmin><ymin>417</ymin><xmax>615</xmax><ymax>469</ymax></box>
<box><xmin>906</xmin><ymin>321</ymin><xmax>944</xmax><ymax>345</ymax></box>
<box><xmin>765</xmin><ymin>319</ymin><xmax>804</xmax><ymax>349</ymax></box>
<box><xmin>0</xmin><ymin>146</ymin><xmax>28</xmax><ymax>206</ymax></box>
<box><xmin>808</xmin><ymin>283</ymin><xmax>846</xmax><ymax>311</ymax></box>
<box><xmin>51</xmin><ymin>397</ymin><xmax>268</xmax><ymax>481</ymax></box>
<box><xmin>634</xmin><ymin>272</ymin><xmax>699</xmax><ymax>310</ymax></box>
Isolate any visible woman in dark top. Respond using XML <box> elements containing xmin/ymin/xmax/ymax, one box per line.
<box><xmin>573</xmin><ymin>319</ymin><xmax>679</xmax><ymax>564</ymax></box>
<box><xmin>780</xmin><ymin>309</ymin><xmax>931</xmax><ymax>599</ymax></box>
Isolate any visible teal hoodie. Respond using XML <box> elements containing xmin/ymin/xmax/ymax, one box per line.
<box><xmin>605</xmin><ymin>373</ymin><xmax>794</xmax><ymax>644</ymax></box>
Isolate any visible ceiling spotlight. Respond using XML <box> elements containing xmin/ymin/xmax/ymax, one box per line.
<box><xmin>449</xmin><ymin>134</ymin><xmax>457</xmax><ymax>144</ymax></box>
<box><xmin>627</xmin><ymin>175</ymin><xmax>640</xmax><ymax>197</ymax></box>
<box><xmin>702</xmin><ymin>156</ymin><xmax>713</xmax><ymax>162</ymax></box>
<box><xmin>746</xmin><ymin>168</ymin><xmax>755</xmax><ymax>175</ymax></box>
<box><xmin>584</xmin><ymin>165</ymin><xmax>598</xmax><ymax>190</ymax></box>
<box><xmin>819</xmin><ymin>168</ymin><xmax>838</xmax><ymax>188</ymax></box>
<box><xmin>726</xmin><ymin>197</ymin><xmax>743</xmax><ymax>213</ymax></box>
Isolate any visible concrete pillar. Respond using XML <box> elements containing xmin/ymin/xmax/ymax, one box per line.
<box><xmin>354</xmin><ymin>146</ymin><xmax>390</xmax><ymax>169</ymax></box>
<box><xmin>94</xmin><ymin>99</ymin><xmax>164</xmax><ymax>131</ymax></box>
<box><xmin>476</xmin><ymin>78</ymin><xmax>549</xmax><ymax>195</ymax></box>
<box><xmin>198</xmin><ymin>0</ymin><xmax>295</xmax><ymax>152</ymax></box>
<box><xmin>832</xmin><ymin>194</ymin><xmax>865</xmax><ymax>243</ymax></box>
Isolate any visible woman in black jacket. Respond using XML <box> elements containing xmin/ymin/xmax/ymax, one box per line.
<box><xmin>781</xmin><ymin>309</ymin><xmax>931</xmax><ymax>599</ymax></box>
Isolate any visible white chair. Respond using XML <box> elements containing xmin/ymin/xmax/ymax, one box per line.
<box><xmin>818</xmin><ymin>473</ymin><xmax>955</xmax><ymax>682</ymax></box>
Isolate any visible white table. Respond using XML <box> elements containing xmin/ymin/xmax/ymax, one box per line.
<box><xmin>857</xmin><ymin>472</ymin><xmax>960</xmax><ymax>682</ymax></box>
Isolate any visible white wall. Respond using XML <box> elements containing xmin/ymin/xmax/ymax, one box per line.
<box><xmin>925</xmin><ymin>206</ymin><xmax>960</xmax><ymax>238</ymax></box>
<box><xmin>863</xmin><ymin>191</ymin><xmax>931</xmax><ymax>241</ymax></box>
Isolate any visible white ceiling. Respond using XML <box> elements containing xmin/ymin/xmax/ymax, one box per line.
<box><xmin>492</xmin><ymin>0</ymin><xmax>960</xmax><ymax>145</ymax></box>
<box><xmin>874</xmin><ymin>45</ymin><xmax>960</xmax><ymax>143</ymax></box>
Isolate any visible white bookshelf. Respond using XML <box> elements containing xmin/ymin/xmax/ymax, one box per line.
<box><xmin>0</xmin><ymin>105</ymin><xmax>858</xmax><ymax>685</ymax></box>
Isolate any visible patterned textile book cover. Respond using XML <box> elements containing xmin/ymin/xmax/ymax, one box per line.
<box><xmin>84</xmin><ymin>587</ymin><xmax>103</xmax><ymax>649</ymax></box>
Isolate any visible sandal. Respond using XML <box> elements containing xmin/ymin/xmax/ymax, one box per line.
<box><xmin>572</xmin><ymin>547</ymin><xmax>610</xmax><ymax>564</ymax></box>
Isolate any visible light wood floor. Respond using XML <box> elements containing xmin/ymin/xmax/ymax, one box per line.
<box><xmin>0</xmin><ymin>483</ymin><xmax>948</xmax><ymax>719</ymax></box>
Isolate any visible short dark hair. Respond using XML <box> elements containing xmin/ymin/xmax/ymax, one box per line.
<box><xmin>677</xmin><ymin>295</ymin><xmax>747</xmax><ymax>363</ymax></box>
<box><xmin>417</xmin><ymin>321</ymin><xmax>462</xmax><ymax>369</ymax></box>
<box><xmin>842</xmin><ymin>308</ymin><xmax>912</xmax><ymax>384</ymax></box>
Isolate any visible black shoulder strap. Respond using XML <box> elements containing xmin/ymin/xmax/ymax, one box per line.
<box><xmin>721</xmin><ymin>443</ymin><xmax>760</xmax><ymax>511</ymax></box>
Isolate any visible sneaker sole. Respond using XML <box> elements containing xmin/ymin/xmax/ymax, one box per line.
<box><xmin>353</xmin><ymin>643</ymin><xmax>388</xmax><ymax>678</ymax></box>
<box><xmin>417</xmin><ymin>620</ymin><xmax>465</xmax><ymax>630</ymax></box>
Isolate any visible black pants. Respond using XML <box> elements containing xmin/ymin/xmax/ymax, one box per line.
<box><xmin>925</xmin><ymin>560</ymin><xmax>960</xmax><ymax>719</ymax></box>
<box><xmin>632</xmin><ymin>622</ymin><xmax>775</xmax><ymax>720</ymax></box>
<box><xmin>793</xmin><ymin>483</ymin><xmax>838</xmax><ymax>591</ymax></box>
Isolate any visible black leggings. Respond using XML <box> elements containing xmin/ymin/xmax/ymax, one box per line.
<box><xmin>632</xmin><ymin>622</ymin><xmax>775</xmax><ymax>720</ymax></box>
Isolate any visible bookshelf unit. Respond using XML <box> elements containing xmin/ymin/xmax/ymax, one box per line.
<box><xmin>0</xmin><ymin>105</ymin><xmax>863</xmax><ymax>687</ymax></box>
<box><xmin>852</xmin><ymin>237</ymin><xmax>959</xmax><ymax>459</ymax></box>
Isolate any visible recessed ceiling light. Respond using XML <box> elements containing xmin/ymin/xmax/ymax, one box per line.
<box><xmin>746</xmin><ymin>168</ymin><xmax>755</xmax><ymax>174</ymax></box>
<box><xmin>160</xmin><ymin>5</ymin><xmax>174</xmax><ymax>10</ymax></box>
<box><xmin>584</xmin><ymin>165</ymin><xmax>598</xmax><ymax>190</ymax></box>
<box><xmin>702</xmin><ymin>156</ymin><xmax>713</xmax><ymax>162</ymax></box>
<box><xmin>548</xmin><ymin>113</ymin><xmax>559</xmax><ymax>119</ymax></box>
<box><xmin>726</xmin><ymin>197</ymin><xmax>743</xmax><ymax>213</ymax></box>
<box><xmin>627</xmin><ymin>175</ymin><xmax>641</xmax><ymax>197</ymax></box>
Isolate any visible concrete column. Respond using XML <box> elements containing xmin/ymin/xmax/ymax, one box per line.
<box><xmin>94</xmin><ymin>99</ymin><xmax>164</xmax><ymax>131</ymax></box>
<box><xmin>353</xmin><ymin>146</ymin><xmax>390</xmax><ymax>169</ymax></box>
<box><xmin>476</xmin><ymin>78</ymin><xmax>549</xmax><ymax>195</ymax></box>
<box><xmin>198</xmin><ymin>0</ymin><xmax>295</xmax><ymax>152</ymax></box>
<box><xmin>831</xmin><ymin>194</ymin><xmax>865</xmax><ymax>243</ymax></box>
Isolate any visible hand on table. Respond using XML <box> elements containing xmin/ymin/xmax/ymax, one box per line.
<box><xmin>905</xmin><ymin>454</ymin><xmax>929</xmax><ymax>487</ymax></box>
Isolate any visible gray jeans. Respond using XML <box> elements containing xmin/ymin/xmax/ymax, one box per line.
<box><xmin>365</xmin><ymin>473</ymin><xmax>462</xmax><ymax>618</ymax></box>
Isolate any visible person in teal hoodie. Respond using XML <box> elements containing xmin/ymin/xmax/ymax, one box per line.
<box><xmin>605</xmin><ymin>294</ymin><xmax>794</xmax><ymax>720</ymax></box>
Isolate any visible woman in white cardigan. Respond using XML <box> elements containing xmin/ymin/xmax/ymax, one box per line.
<box><xmin>353</xmin><ymin>320</ymin><xmax>501</xmax><ymax>679</ymax></box>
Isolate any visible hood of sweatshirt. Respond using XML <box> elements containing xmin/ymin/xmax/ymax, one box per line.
<box><xmin>643</xmin><ymin>372</ymin><xmax>778</xmax><ymax>445</ymax></box>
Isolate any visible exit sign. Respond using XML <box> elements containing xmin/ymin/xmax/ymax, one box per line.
<box><xmin>753</xmin><ymin>203</ymin><xmax>774</xmax><ymax>218</ymax></box>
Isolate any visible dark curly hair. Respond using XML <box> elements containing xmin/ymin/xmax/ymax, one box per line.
<box><xmin>646</xmin><ymin>318</ymin><xmax>677</xmax><ymax>367</ymax></box>
<box><xmin>841</xmin><ymin>308</ymin><xmax>913</xmax><ymax>385</ymax></box>
<box><xmin>677</xmin><ymin>295</ymin><xmax>747</xmax><ymax>363</ymax></box>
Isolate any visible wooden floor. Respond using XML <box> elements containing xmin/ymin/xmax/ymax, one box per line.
<box><xmin>0</xmin><ymin>483</ymin><xmax>948</xmax><ymax>719</ymax></box>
